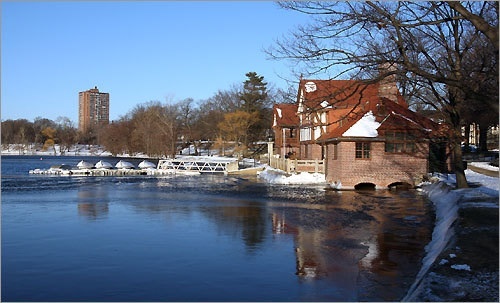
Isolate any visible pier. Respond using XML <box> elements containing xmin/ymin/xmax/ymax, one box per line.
<box><xmin>29</xmin><ymin>157</ymin><xmax>242</xmax><ymax>176</ymax></box>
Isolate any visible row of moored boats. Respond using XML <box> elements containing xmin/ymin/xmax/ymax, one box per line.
<box><xmin>29</xmin><ymin>159</ymin><xmax>201</xmax><ymax>176</ymax></box>
<box><xmin>77</xmin><ymin>160</ymin><xmax>156</xmax><ymax>170</ymax></box>
<box><xmin>29</xmin><ymin>160</ymin><xmax>154</xmax><ymax>175</ymax></box>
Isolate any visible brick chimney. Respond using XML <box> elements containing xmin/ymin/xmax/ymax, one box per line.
<box><xmin>378</xmin><ymin>62</ymin><xmax>399</xmax><ymax>102</ymax></box>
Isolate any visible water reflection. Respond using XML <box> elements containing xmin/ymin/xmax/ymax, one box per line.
<box><xmin>68</xmin><ymin>177</ymin><xmax>431</xmax><ymax>301</ymax></box>
<box><xmin>77</xmin><ymin>187</ymin><xmax>109</xmax><ymax>220</ymax></box>
<box><xmin>268</xmin><ymin>188</ymin><xmax>432</xmax><ymax>300</ymax></box>
<box><xmin>197</xmin><ymin>200</ymin><xmax>269</xmax><ymax>253</ymax></box>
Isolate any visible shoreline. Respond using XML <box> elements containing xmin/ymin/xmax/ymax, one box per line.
<box><xmin>403</xmin><ymin>179</ymin><xmax>499</xmax><ymax>301</ymax></box>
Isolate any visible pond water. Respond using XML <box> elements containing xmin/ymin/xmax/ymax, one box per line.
<box><xmin>1</xmin><ymin>155</ymin><xmax>433</xmax><ymax>301</ymax></box>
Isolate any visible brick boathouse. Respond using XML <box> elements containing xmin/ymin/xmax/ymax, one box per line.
<box><xmin>272</xmin><ymin>72</ymin><xmax>442</xmax><ymax>189</ymax></box>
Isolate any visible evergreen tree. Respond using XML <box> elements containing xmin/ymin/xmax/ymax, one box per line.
<box><xmin>238</xmin><ymin>72</ymin><xmax>270</xmax><ymax>149</ymax></box>
<box><xmin>240</xmin><ymin>72</ymin><xmax>268</xmax><ymax>113</ymax></box>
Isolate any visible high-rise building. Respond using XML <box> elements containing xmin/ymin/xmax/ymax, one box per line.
<box><xmin>78</xmin><ymin>86</ymin><xmax>109</xmax><ymax>133</ymax></box>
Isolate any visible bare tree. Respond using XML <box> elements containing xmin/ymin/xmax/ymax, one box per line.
<box><xmin>100</xmin><ymin>118</ymin><xmax>133</xmax><ymax>156</ymax></box>
<box><xmin>267</xmin><ymin>1</ymin><xmax>498</xmax><ymax>188</ymax></box>
<box><xmin>55</xmin><ymin>116</ymin><xmax>77</xmax><ymax>155</ymax></box>
<box><xmin>156</xmin><ymin>103</ymin><xmax>182</xmax><ymax>158</ymax></box>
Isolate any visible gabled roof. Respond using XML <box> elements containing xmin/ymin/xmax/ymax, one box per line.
<box><xmin>273</xmin><ymin>103</ymin><xmax>299</xmax><ymax>128</ymax></box>
<box><xmin>316</xmin><ymin>98</ymin><xmax>440</xmax><ymax>142</ymax></box>
<box><xmin>298</xmin><ymin>79</ymin><xmax>408</xmax><ymax>110</ymax></box>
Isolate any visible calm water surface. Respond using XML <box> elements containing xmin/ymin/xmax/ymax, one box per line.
<box><xmin>2</xmin><ymin>155</ymin><xmax>433</xmax><ymax>301</ymax></box>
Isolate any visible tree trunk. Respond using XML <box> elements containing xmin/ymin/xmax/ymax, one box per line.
<box><xmin>451</xmin><ymin>141</ymin><xmax>468</xmax><ymax>188</ymax></box>
<box><xmin>449</xmin><ymin>105</ymin><xmax>469</xmax><ymax>188</ymax></box>
<box><xmin>478</xmin><ymin>122</ymin><xmax>489</xmax><ymax>152</ymax></box>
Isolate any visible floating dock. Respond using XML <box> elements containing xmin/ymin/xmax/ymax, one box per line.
<box><xmin>29</xmin><ymin>157</ymin><xmax>244</xmax><ymax>176</ymax></box>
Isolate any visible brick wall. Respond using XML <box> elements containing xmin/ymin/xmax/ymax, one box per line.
<box><xmin>326</xmin><ymin>141</ymin><xmax>429</xmax><ymax>189</ymax></box>
<box><xmin>300</xmin><ymin>143</ymin><xmax>323</xmax><ymax>160</ymax></box>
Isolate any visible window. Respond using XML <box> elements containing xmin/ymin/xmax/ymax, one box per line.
<box><xmin>355</xmin><ymin>142</ymin><xmax>370</xmax><ymax>159</ymax></box>
<box><xmin>385</xmin><ymin>131</ymin><xmax>416</xmax><ymax>153</ymax></box>
<box><xmin>300</xmin><ymin>127</ymin><xmax>311</xmax><ymax>141</ymax></box>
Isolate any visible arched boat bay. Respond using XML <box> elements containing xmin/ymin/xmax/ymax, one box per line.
<box><xmin>2</xmin><ymin>156</ymin><xmax>433</xmax><ymax>301</ymax></box>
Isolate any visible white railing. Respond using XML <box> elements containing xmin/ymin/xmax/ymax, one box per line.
<box><xmin>157</xmin><ymin>158</ymin><xmax>238</xmax><ymax>173</ymax></box>
<box><xmin>269</xmin><ymin>157</ymin><xmax>325</xmax><ymax>174</ymax></box>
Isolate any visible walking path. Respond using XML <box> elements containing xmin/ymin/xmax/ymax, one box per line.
<box><xmin>468</xmin><ymin>164</ymin><xmax>499</xmax><ymax>177</ymax></box>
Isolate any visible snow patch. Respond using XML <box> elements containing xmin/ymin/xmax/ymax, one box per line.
<box><xmin>320</xmin><ymin>100</ymin><xmax>331</xmax><ymax>108</ymax></box>
<box><xmin>342</xmin><ymin>111</ymin><xmax>380</xmax><ymax>137</ymax></box>
<box><xmin>403</xmin><ymin>181</ymin><xmax>460</xmax><ymax>301</ymax></box>
<box><xmin>276</xmin><ymin>108</ymin><xmax>282</xmax><ymax>118</ymax></box>
<box><xmin>451</xmin><ymin>264</ymin><xmax>471</xmax><ymax>271</ymax></box>
<box><xmin>439</xmin><ymin>259</ymin><xmax>449</xmax><ymax>265</ymax></box>
<box><xmin>257</xmin><ymin>167</ymin><xmax>326</xmax><ymax>185</ymax></box>
<box><xmin>470</xmin><ymin>162</ymin><xmax>499</xmax><ymax>172</ymax></box>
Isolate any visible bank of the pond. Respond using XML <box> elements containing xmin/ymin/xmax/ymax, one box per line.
<box><xmin>404</xmin><ymin>170</ymin><xmax>499</xmax><ymax>301</ymax></box>
<box><xmin>259</xmin><ymin>165</ymin><xmax>499</xmax><ymax>301</ymax></box>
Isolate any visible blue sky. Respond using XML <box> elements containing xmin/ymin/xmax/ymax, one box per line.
<box><xmin>2</xmin><ymin>1</ymin><xmax>313</xmax><ymax>123</ymax></box>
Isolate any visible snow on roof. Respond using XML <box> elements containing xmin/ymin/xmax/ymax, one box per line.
<box><xmin>390</xmin><ymin>111</ymin><xmax>433</xmax><ymax>132</ymax></box>
<box><xmin>273</xmin><ymin>104</ymin><xmax>299</xmax><ymax>127</ymax></box>
<box><xmin>342</xmin><ymin>111</ymin><xmax>381</xmax><ymax>137</ymax></box>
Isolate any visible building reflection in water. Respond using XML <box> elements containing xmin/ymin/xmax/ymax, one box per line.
<box><xmin>272</xmin><ymin>211</ymin><xmax>329</xmax><ymax>279</ymax></box>
<box><xmin>77</xmin><ymin>187</ymin><xmax>110</xmax><ymax>220</ymax></box>
<box><xmin>204</xmin><ymin>200</ymin><xmax>268</xmax><ymax>252</ymax></box>
<box><xmin>270</xmin><ymin>189</ymin><xmax>432</xmax><ymax>300</ymax></box>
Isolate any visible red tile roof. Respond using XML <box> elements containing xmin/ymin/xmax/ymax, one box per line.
<box><xmin>316</xmin><ymin>98</ymin><xmax>440</xmax><ymax>141</ymax></box>
<box><xmin>273</xmin><ymin>104</ymin><xmax>299</xmax><ymax>127</ymax></box>
<box><xmin>298</xmin><ymin>79</ymin><xmax>408</xmax><ymax>110</ymax></box>
<box><xmin>273</xmin><ymin>78</ymin><xmax>439</xmax><ymax>143</ymax></box>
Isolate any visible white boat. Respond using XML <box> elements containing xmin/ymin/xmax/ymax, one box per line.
<box><xmin>77</xmin><ymin>160</ymin><xmax>94</xmax><ymax>169</ymax></box>
<box><xmin>138</xmin><ymin>160</ymin><xmax>156</xmax><ymax>169</ymax></box>
<box><xmin>95</xmin><ymin>160</ymin><xmax>113</xmax><ymax>169</ymax></box>
<box><xmin>49</xmin><ymin>164</ymin><xmax>72</xmax><ymax>171</ymax></box>
<box><xmin>115</xmin><ymin>160</ymin><xmax>135</xmax><ymax>169</ymax></box>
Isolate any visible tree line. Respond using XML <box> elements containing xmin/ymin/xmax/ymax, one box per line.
<box><xmin>2</xmin><ymin>72</ymin><xmax>292</xmax><ymax>157</ymax></box>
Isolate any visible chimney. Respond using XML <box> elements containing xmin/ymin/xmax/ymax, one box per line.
<box><xmin>378</xmin><ymin>62</ymin><xmax>399</xmax><ymax>103</ymax></box>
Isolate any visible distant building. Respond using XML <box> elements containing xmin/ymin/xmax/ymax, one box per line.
<box><xmin>78</xmin><ymin>86</ymin><xmax>109</xmax><ymax>133</ymax></box>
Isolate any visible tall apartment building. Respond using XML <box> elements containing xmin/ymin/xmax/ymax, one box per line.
<box><xmin>78</xmin><ymin>86</ymin><xmax>110</xmax><ymax>133</ymax></box>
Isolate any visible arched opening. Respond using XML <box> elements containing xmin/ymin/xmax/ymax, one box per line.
<box><xmin>354</xmin><ymin>182</ymin><xmax>376</xmax><ymax>190</ymax></box>
<box><xmin>388</xmin><ymin>182</ymin><xmax>413</xmax><ymax>190</ymax></box>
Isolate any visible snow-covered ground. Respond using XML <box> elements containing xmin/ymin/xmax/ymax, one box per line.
<box><xmin>1</xmin><ymin>144</ymin><xmax>221</xmax><ymax>159</ymax></box>
<box><xmin>1</xmin><ymin>144</ymin><xmax>114</xmax><ymax>157</ymax></box>
<box><xmin>257</xmin><ymin>166</ymin><xmax>326</xmax><ymax>184</ymax></box>
<box><xmin>470</xmin><ymin>161</ymin><xmax>499</xmax><ymax>171</ymax></box>
<box><xmin>436</xmin><ymin>168</ymin><xmax>499</xmax><ymax>196</ymax></box>
<box><xmin>403</xmin><ymin>168</ymin><xmax>499</xmax><ymax>301</ymax></box>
